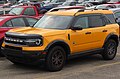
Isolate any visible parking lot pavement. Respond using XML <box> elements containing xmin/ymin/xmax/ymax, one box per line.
<box><xmin>0</xmin><ymin>45</ymin><xmax>120</xmax><ymax>79</ymax></box>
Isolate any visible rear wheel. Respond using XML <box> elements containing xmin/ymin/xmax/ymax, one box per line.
<box><xmin>45</xmin><ymin>46</ymin><xmax>66</xmax><ymax>72</ymax></box>
<box><xmin>102</xmin><ymin>39</ymin><xmax>117</xmax><ymax>60</ymax></box>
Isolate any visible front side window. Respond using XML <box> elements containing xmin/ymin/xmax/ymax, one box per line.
<box><xmin>114</xmin><ymin>12</ymin><xmax>120</xmax><ymax>18</ymax></box>
<box><xmin>23</xmin><ymin>8</ymin><xmax>36</xmax><ymax>16</ymax></box>
<box><xmin>11</xmin><ymin>18</ymin><xmax>26</xmax><ymax>27</ymax></box>
<box><xmin>5</xmin><ymin>21</ymin><xmax>13</xmax><ymax>27</ymax></box>
<box><xmin>26</xmin><ymin>18</ymin><xmax>38</xmax><ymax>26</ymax></box>
<box><xmin>34</xmin><ymin>15</ymin><xmax>73</xmax><ymax>29</ymax></box>
<box><xmin>74</xmin><ymin>17</ymin><xmax>89</xmax><ymax>29</ymax></box>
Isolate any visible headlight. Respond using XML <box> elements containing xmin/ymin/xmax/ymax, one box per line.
<box><xmin>25</xmin><ymin>39</ymin><xmax>43</xmax><ymax>46</ymax></box>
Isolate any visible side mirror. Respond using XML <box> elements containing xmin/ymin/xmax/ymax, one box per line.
<box><xmin>115</xmin><ymin>18</ymin><xmax>120</xmax><ymax>25</ymax></box>
<box><xmin>71</xmin><ymin>27</ymin><xmax>83</xmax><ymax>30</ymax></box>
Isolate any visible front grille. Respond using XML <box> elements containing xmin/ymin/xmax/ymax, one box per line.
<box><xmin>4</xmin><ymin>37</ymin><xmax>27</xmax><ymax>46</ymax></box>
<box><xmin>4</xmin><ymin>32</ymin><xmax>42</xmax><ymax>46</ymax></box>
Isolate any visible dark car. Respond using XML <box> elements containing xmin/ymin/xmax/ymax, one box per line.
<box><xmin>95</xmin><ymin>4</ymin><xmax>116</xmax><ymax>9</ymax></box>
<box><xmin>49</xmin><ymin>6</ymin><xmax>85</xmax><ymax>12</ymax></box>
<box><xmin>85</xmin><ymin>0</ymin><xmax>110</xmax><ymax>5</ymax></box>
<box><xmin>60</xmin><ymin>1</ymin><xmax>79</xmax><ymax>6</ymax></box>
<box><xmin>44</xmin><ymin>0</ymin><xmax>66</xmax><ymax>8</ymax></box>
<box><xmin>0</xmin><ymin>15</ymin><xmax>38</xmax><ymax>56</ymax></box>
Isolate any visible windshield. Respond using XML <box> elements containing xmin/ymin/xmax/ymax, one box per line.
<box><xmin>51</xmin><ymin>0</ymin><xmax>58</xmax><ymax>3</ymax></box>
<box><xmin>109</xmin><ymin>0</ymin><xmax>120</xmax><ymax>2</ymax></box>
<box><xmin>9</xmin><ymin>7</ymin><xmax>24</xmax><ymax>15</ymax></box>
<box><xmin>34</xmin><ymin>15</ymin><xmax>73</xmax><ymax>29</ymax></box>
<box><xmin>96</xmin><ymin>5</ymin><xmax>107</xmax><ymax>9</ymax></box>
<box><xmin>62</xmin><ymin>2</ymin><xmax>71</xmax><ymax>6</ymax></box>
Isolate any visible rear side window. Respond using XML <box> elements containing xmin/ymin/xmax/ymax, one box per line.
<box><xmin>105</xmin><ymin>14</ymin><xmax>116</xmax><ymax>24</ymax></box>
<box><xmin>11</xmin><ymin>18</ymin><xmax>26</xmax><ymax>27</ymax></box>
<box><xmin>114</xmin><ymin>12</ymin><xmax>120</xmax><ymax>18</ymax></box>
<box><xmin>88</xmin><ymin>15</ymin><xmax>103</xmax><ymax>28</ymax></box>
<box><xmin>23</xmin><ymin>8</ymin><xmax>36</xmax><ymax>16</ymax></box>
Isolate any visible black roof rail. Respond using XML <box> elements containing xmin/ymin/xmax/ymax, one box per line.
<box><xmin>74</xmin><ymin>8</ymin><xmax>109</xmax><ymax>16</ymax></box>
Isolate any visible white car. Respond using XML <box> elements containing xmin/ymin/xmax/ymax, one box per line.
<box><xmin>18</xmin><ymin>0</ymin><xmax>30</xmax><ymax>3</ymax></box>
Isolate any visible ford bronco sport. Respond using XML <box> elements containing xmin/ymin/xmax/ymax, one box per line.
<box><xmin>2</xmin><ymin>9</ymin><xmax>119</xmax><ymax>71</ymax></box>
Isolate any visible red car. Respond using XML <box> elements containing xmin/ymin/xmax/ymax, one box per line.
<box><xmin>0</xmin><ymin>15</ymin><xmax>38</xmax><ymax>56</ymax></box>
<box><xmin>8</xmin><ymin>6</ymin><xmax>44</xmax><ymax>19</ymax></box>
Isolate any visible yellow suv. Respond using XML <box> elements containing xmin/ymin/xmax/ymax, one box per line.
<box><xmin>2</xmin><ymin>9</ymin><xmax>119</xmax><ymax>71</ymax></box>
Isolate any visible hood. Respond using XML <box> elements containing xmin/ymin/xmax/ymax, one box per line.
<box><xmin>9</xmin><ymin>27</ymin><xmax>66</xmax><ymax>37</ymax></box>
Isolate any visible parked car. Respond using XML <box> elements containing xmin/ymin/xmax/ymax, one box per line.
<box><xmin>42</xmin><ymin>0</ymin><xmax>51</xmax><ymax>4</ymax></box>
<box><xmin>0</xmin><ymin>15</ymin><xmax>38</xmax><ymax>56</ymax></box>
<box><xmin>114</xmin><ymin>4</ymin><xmax>120</xmax><ymax>7</ymax></box>
<box><xmin>107</xmin><ymin>0</ymin><xmax>120</xmax><ymax>4</ymax></box>
<box><xmin>8</xmin><ymin>5</ymin><xmax>45</xmax><ymax>19</ymax></box>
<box><xmin>76</xmin><ymin>2</ymin><xmax>94</xmax><ymax>7</ymax></box>
<box><xmin>50</xmin><ymin>0</ymin><xmax>66</xmax><ymax>5</ymax></box>
<box><xmin>95</xmin><ymin>4</ymin><xmax>117</xmax><ymax>9</ymax></box>
<box><xmin>0</xmin><ymin>8</ymin><xmax>11</xmax><ymax>15</ymax></box>
<box><xmin>44</xmin><ymin>0</ymin><xmax>66</xmax><ymax>8</ymax></box>
<box><xmin>60</xmin><ymin>1</ymin><xmax>79</xmax><ymax>6</ymax></box>
<box><xmin>2</xmin><ymin>9</ymin><xmax>119</xmax><ymax>71</ymax></box>
<box><xmin>18</xmin><ymin>0</ymin><xmax>30</xmax><ymax>3</ymax></box>
<box><xmin>85</xmin><ymin>0</ymin><xmax>110</xmax><ymax>5</ymax></box>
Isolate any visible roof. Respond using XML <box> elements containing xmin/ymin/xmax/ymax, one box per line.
<box><xmin>46</xmin><ymin>9</ymin><xmax>114</xmax><ymax>16</ymax></box>
<box><xmin>110</xmin><ymin>8</ymin><xmax>120</xmax><ymax>12</ymax></box>
<box><xmin>15</xmin><ymin>6</ymin><xmax>35</xmax><ymax>8</ymax></box>
<box><xmin>0</xmin><ymin>15</ymin><xmax>20</xmax><ymax>19</ymax></box>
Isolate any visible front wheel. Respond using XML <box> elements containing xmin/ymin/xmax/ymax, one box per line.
<box><xmin>0</xmin><ymin>39</ymin><xmax>4</xmax><ymax>57</ymax></box>
<box><xmin>102</xmin><ymin>39</ymin><xmax>117</xmax><ymax>60</ymax></box>
<box><xmin>45</xmin><ymin>46</ymin><xmax>66</xmax><ymax>72</ymax></box>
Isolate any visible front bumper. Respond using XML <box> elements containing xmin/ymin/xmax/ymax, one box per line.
<box><xmin>1</xmin><ymin>47</ymin><xmax>46</xmax><ymax>65</ymax></box>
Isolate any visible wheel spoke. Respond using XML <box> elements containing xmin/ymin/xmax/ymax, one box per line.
<box><xmin>107</xmin><ymin>42</ymin><xmax>116</xmax><ymax>55</ymax></box>
<box><xmin>51</xmin><ymin>49</ymin><xmax>64</xmax><ymax>67</ymax></box>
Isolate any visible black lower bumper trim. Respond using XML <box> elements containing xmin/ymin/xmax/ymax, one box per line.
<box><xmin>1</xmin><ymin>47</ymin><xmax>46</xmax><ymax>65</ymax></box>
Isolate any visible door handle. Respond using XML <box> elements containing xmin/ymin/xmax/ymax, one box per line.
<box><xmin>102</xmin><ymin>30</ymin><xmax>107</xmax><ymax>32</ymax></box>
<box><xmin>85</xmin><ymin>32</ymin><xmax>91</xmax><ymax>34</ymax></box>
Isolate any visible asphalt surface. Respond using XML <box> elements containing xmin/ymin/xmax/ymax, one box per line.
<box><xmin>0</xmin><ymin>46</ymin><xmax>120</xmax><ymax>79</ymax></box>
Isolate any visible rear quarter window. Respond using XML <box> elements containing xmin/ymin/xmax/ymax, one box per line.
<box><xmin>105</xmin><ymin>14</ymin><xmax>116</xmax><ymax>24</ymax></box>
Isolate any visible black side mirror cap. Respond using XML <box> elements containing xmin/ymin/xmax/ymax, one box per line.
<box><xmin>71</xmin><ymin>27</ymin><xmax>83</xmax><ymax>30</ymax></box>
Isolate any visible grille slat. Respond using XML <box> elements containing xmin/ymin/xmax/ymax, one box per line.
<box><xmin>5</xmin><ymin>37</ymin><xmax>27</xmax><ymax>46</ymax></box>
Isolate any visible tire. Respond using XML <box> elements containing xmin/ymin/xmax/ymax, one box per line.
<box><xmin>102</xmin><ymin>39</ymin><xmax>117</xmax><ymax>60</ymax></box>
<box><xmin>0</xmin><ymin>39</ymin><xmax>4</xmax><ymax>57</ymax></box>
<box><xmin>10</xmin><ymin>61</ymin><xmax>22</xmax><ymax>65</ymax></box>
<box><xmin>45</xmin><ymin>46</ymin><xmax>66</xmax><ymax>72</ymax></box>
<box><xmin>9</xmin><ymin>59</ymin><xmax>26</xmax><ymax>66</ymax></box>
